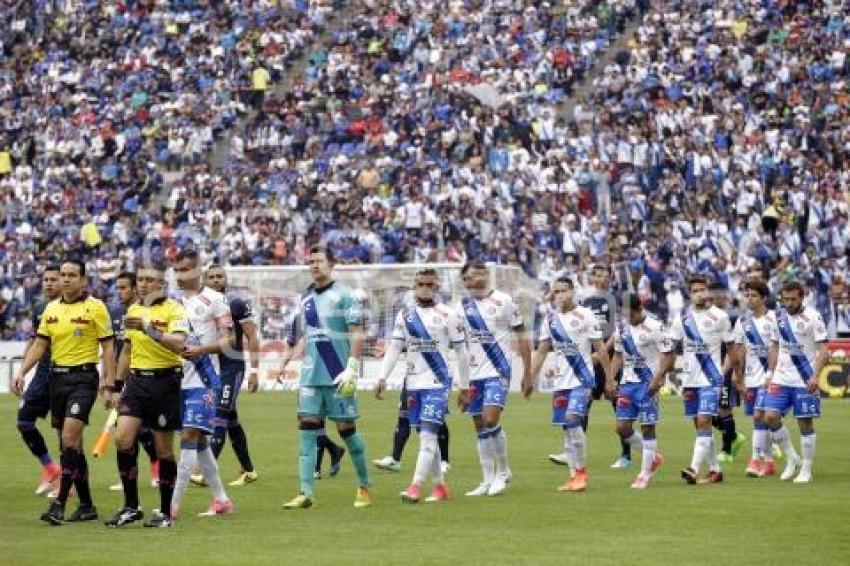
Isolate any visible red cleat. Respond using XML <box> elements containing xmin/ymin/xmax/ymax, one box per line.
<box><xmin>762</xmin><ymin>461</ymin><xmax>776</xmax><ymax>476</ymax></box>
<box><xmin>745</xmin><ymin>459</ymin><xmax>764</xmax><ymax>478</ymax></box>
<box><xmin>400</xmin><ymin>483</ymin><xmax>421</xmax><ymax>503</ymax></box>
<box><xmin>36</xmin><ymin>463</ymin><xmax>61</xmax><ymax>496</ymax></box>
<box><xmin>425</xmin><ymin>483</ymin><xmax>450</xmax><ymax>503</ymax></box>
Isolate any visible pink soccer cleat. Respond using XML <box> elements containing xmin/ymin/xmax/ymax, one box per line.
<box><xmin>425</xmin><ymin>483</ymin><xmax>450</xmax><ymax>503</ymax></box>
<box><xmin>400</xmin><ymin>483</ymin><xmax>421</xmax><ymax>504</ymax></box>
<box><xmin>630</xmin><ymin>473</ymin><xmax>651</xmax><ymax>489</ymax></box>
<box><xmin>36</xmin><ymin>463</ymin><xmax>61</xmax><ymax>496</ymax></box>
<box><xmin>198</xmin><ymin>500</ymin><xmax>234</xmax><ymax>517</ymax></box>
<box><xmin>745</xmin><ymin>459</ymin><xmax>764</xmax><ymax>478</ymax></box>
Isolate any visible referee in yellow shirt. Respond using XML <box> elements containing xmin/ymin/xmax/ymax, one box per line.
<box><xmin>105</xmin><ymin>263</ymin><xmax>188</xmax><ymax>529</ymax></box>
<box><xmin>14</xmin><ymin>259</ymin><xmax>115</xmax><ymax>525</ymax></box>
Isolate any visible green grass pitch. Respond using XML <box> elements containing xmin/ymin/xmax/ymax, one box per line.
<box><xmin>1</xmin><ymin>393</ymin><xmax>849</xmax><ymax>565</ymax></box>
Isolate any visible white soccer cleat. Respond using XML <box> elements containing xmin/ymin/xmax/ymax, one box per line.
<box><xmin>486</xmin><ymin>476</ymin><xmax>508</xmax><ymax>496</ymax></box>
<box><xmin>780</xmin><ymin>456</ymin><xmax>802</xmax><ymax>481</ymax></box>
<box><xmin>793</xmin><ymin>468</ymin><xmax>812</xmax><ymax>484</ymax></box>
<box><xmin>373</xmin><ymin>456</ymin><xmax>401</xmax><ymax>472</ymax></box>
<box><xmin>548</xmin><ymin>452</ymin><xmax>570</xmax><ymax>466</ymax></box>
<box><xmin>465</xmin><ymin>483</ymin><xmax>490</xmax><ymax>496</ymax></box>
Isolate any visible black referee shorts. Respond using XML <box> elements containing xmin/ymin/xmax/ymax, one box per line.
<box><xmin>49</xmin><ymin>365</ymin><xmax>99</xmax><ymax>429</ymax></box>
<box><xmin>119</xmin><ymin>367</ymin><xmax>183</xmax><ymax>431</ymax></box>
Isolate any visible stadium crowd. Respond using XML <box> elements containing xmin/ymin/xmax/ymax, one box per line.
<box><xmin>2</xmin><ymin>0</ymin><xmax>850</xmax><ymax>339</ymax></box>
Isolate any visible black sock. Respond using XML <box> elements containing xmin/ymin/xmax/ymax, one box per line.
<box><xmin>227</xmin><ymin>413</ymin><xmax>254</xmax><ymax>473</ymax></box>
<box><xmin>158</xmin><ymin>457</ymin><xmax>177</xmax><ymax>517</ymax></box>
<box><xmin>211</xmin><ymin>426</ymin><xmax>227</xmax><ymax>459</ymax></box>
<box><xmin>117</xmin><ymin>447</ymin><xmax>140</xmax><ymax>509</ymax></box>
<box><xmin>391</xmin><ymin>417</ymin><xmax>411</xmax><ymax>462</ymax></box>
<box><xmin>720</xmin><ymin>414</ymin><xmax>737</xmax><ymax>454</ymax></box>
<box><xmin>437</xmin><ymin>422</ymin><xmax>450</xmax><ymax>463</ymax></box>
<box><xmin>621</xmin><ymin>438</ymin><xmax>632</xmax><ymax>459</ymax></box>
<box><xmin>137</xmin><ymin>428</ymin><xmax>158</xmax><ymax>464</ymax></box>
<box><xmin>18</xmin><ymin>423</ymin><xmax>51</xmax><ymax>464</ymax></box>
<box><xmin>58</xmin><ymin>447</ymin><xmax>77</xmax><ymax>505</ymax></box>
<box><xmin>74</xmin><ymin>452</ymin><xmax>93</xmax><ymax>507</ymax></box>
<box><xmin>315</xmin><ymin>434</ymin><xmax>327</xmax><ymax>473</ymax></box>
<box><xmin>582</xmin><ymin>399</ymin><xmax>593</xmax><ymax>432</ymax></box>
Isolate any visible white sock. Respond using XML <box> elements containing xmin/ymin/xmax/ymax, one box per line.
<box><xmin>477</xmin><ymin>434</ymin><xmax>496</xmax><ymax>485</ymax></box>
<box><xmin>752</xmin><ymin>429</ymin><xmax>765</xmax><ymax>460</ymax></box>
<box><xmin>771</xmin><ymin>425</ymin><xmax>799</xmax><ymax>461</ymax></box>
<box><xmin>708</xmin><ymin>437</ymin><xmax>721</xmax><ymax>473</ymax></box>
<box><xmin>641</xmin><ymin>438</ymin><xmax>657</xmax><ymax>476</ymax></box>
<box><xmin>562</xmin><ymin>429</ymin><xmax>575</xmax><ymax>471</ymax></box>
<box><xmin>197</xmin><ymin>445</ymin><xmax>228</xmax><ymax>502</ymax></box>
<box><xmin>800</xmin><ymin>432</ymin><xmax>816</xmax><ymax>472</ymax></box>
<box><xmin>429</xmin><ymin>435</ymin><xmax>443</xmax><ymax>486</ymax></box>
<box><xmin>690</xmin><ymin>435</ymin><xmax>711</xmax><ymax>472</ymax></box>
<box><xmin>624</xmin><ymin>431</ymin><xmax>643</xmax><ymax>453</ymax></box>
<box><xmin>567</xmin><ymin>426</ymin><xmax>586</xmax><ymax>470</ymax></box>
<box><xmin>172</xmin><ymin>447</ymin><xmax>197</xmax><ymax>512</ymax></box>
<box><xmin>492</xmin><ymin>428</ymin><xmax>509</xmax><ymax>477</ymax></box>
<box><xmin>414</xmin><ymin>431</ymin><xmax>438</xmax><ymax>485</ymax></box>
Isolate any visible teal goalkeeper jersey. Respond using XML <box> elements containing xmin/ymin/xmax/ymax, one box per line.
<box><xmin>294</xmin><ymin>281</ymin><xmax>362</xmax><ymax>387</ymax></box>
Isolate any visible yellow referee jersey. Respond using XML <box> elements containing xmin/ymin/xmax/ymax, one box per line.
<box><xmin>36</xmin><ymin>294</ymin><xmax>113</xmax><ymax>366</ymax></box>
<box><xmin>125</xmin><ymin>299</ymin><xmax>189</xmax><ymax>369</ymax></box>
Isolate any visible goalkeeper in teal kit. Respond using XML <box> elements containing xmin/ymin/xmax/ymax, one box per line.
<box><xmin>280</xmin><ymin>246</ymin><xmax>371</xmax><ymax>509</ymax></box>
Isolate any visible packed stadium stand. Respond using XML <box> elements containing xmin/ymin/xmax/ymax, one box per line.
<box><xmin>1</xmin><ymin>0</ymin><xmax>849</xmax><ymax>339</ymax></box>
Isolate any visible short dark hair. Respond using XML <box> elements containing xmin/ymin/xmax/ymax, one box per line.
<box><xmin>137</xmin><ymin>261</ymin><xmax>168</xmax><ymax>275</ymax></box>
<box><xmin>460</xmin><ymin>260</ymin><xmax>487</xmax><ymax>276</ymax></box>
<box><xmin>687</xmin><ymin>274</ymin><xmax>709</xmax><ymax>289</ymax></box>
<box><xmin>44</xmin><ymin>264</ymin><xmax>60</xmax><ymax>274</ymax></box>
<box><xmin>591</xmin><ymin>263</ymin><xmax>610</xmax><ymax>274</ymax></box>
<box><xmin>207</xmin><ymin>263</ymin><xmax>225</xmax><ymax>272</ymax></box>
<box><xmin>744</xmin><ymin>280</ymin><xmax>770</xmax><ymax>298</ymax></box>
<box><xmin>61</xmin><ymin>258</ymin><xmax>86</xmax><ymax>277</ymax></box>
<box><xmin>174</xmin><ymin>248</ymin><xmax>199</xmax><ymax>264</ymax></box>
<box><xmin>309</xmin><ymin>245</ymin><xmax>335</xmax><ymax>264</ymax></box>
<box><xmin>554</xmin><ymin>276</ymin><xmax>574</xmax><ymax>289</ymax></box>
<box><xmin>782</xmin><ymin>280</ymin><xmax>805</xmax><ymax>295</ymax></box>
<box><xmin>707</xmin><ymin>277</ymin><xmax>725</xmax><ymax>291</ymax></box>
<box><xmin>116</xmin><ymin>272</ymin><xmax>137</xmax><ymax>288</ymax></box>
<box><xmin>416</xmin><ymin>267</ymin><xmax>438</xmax><ymax>278</ymax></box>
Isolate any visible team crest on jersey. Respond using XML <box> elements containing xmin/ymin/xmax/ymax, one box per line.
<box><xmin>158</xmin><ymin>414</ymin><xmax>167</xmax><ymax>427</ymax></box>
<box><xmin>70</xmin><ymin>403</ymin><xmax>80</xmax><ymax>415</ymax></box>
<box><xmin>570</xmin><ymin>319</ymin><xmax>580</xmax><ymax>329</ymax></box>
<box><xmin>488</xmin><ymin>307</ymin><xmax>497</xmax><ymax>315</ymax></box>
<box><xmin>795</xmin><ymin>322</ymin><xmax>804</xmax><ymax>331</ymax></box>
<box><xmin>195</xmin><ymin>306</ymin><xmax>205</xmax><ymax>315</ymax></box>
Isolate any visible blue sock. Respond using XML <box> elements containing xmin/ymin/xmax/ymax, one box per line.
<box><xmin>341</xmin><ymin>430</ymin><xmax>370</xmax><ymax>488</ymax></box>
<box><xmin>299</xmin><ymin>429</ymin><xmax>319</xmax><ymax>497</ymax></box>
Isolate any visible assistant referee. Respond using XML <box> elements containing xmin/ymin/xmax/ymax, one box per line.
<box><xmin>14</xmin><ymin>259</ymin><xmax>116</xmax><ymax>525</ymax></box>
<box><xmin>105</xmin><ymin>263</ymin><xmax>189</xmax><ymax>529</ymax></box>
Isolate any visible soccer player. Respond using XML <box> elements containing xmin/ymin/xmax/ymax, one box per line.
<box><xmin>108</xmin><ymin>272</ymin><xmax>160</xmax><ymax>491</ymax></box>
<box><xmin>170</xmin><ymin>250</ymin><xmax>235</xmax><ymax>518</ymax></box>
<box><xmin>12</xmin><ymin>265</ymin><xmax>61</xmax><ymax>497</ymax></box>
<box><xmin>609</xmin><ymin>293</ymin><xmax>675</xmax><ymax>489</ymax></box>
<box><xmin>279</xmin><ymin>305</ymin><xmax>347</xmax><ymax>480</ymax></box>
<box><xmin>732</xmin><ymin>280</ymin><xmax>779</xmax><ymax>477</ymax></box>
<box><xmin>14</xmin><ymin>259</ymin><xmax>115</xmax><ymax>524</ymax></box>
<box><xmin>375</xmin><ymin>268</ymin><xmax>468</xmax><ymax>503</ymax></box>
<box><xmin>765</xmin><ymin>281</ymin><xmax>828</xmax><ymax>483</ymax></box>
<box><xmin>710</xmin><ymin>281</ymin><xmax>746</xmax><ymax>464</ymax></box>
<box><xmin>280</xmin><ymin>245</ymin><xmax>371</xmax><ymax>509</ymax></box>
<box><xmin>529</xmin><ymin>277</ymin><xmax>612</xmax><ymax>492</ymax></box>
<box><xmin>457</xmin><ymin>261</ymin><xmax>532</xmax><ymax>497</ymax></box>
<box><xmin>372</xmin><ymin>384</ymin><xmax>450</xmax><ymax>474</ymax></box>
<box><xmin>104</xmin><ymin>263</ymin><xmax>188</xmax><ymax>528</ymax></box>
<box><xmin>204</xmin><ymin>265</ymin><xmax>260</xmax><ymax>486</ymax></box>
<box><xmin>667</xmin><ymin>275</ymin><xmax>736</xmax><ymax>485</ymax></box>
<box><xmin>579</xmin><ymin>264</ymin><xmax>631</xmax><ymax>468</ymax></box>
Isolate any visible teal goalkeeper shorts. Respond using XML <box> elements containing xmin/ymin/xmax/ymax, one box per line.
<box><xmin>297</xmin><ymin>385</ymin><xmax>359</xmax><ymax>421</ymax></box>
